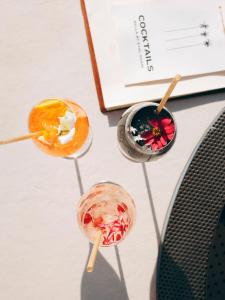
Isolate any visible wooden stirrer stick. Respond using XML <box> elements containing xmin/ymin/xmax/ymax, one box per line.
<box><xmin>87</xmin><ymin>230</ymin><xmax>102</xmax><ymax>273</ymax></box>
<box><xmin>219</xmin><ymin>6</ymin><xmax>225</xmax><ymax>34</ymax></box>
<box><xmin>0</xmin><ymin>131</ymin><xmax>42</xmax><ymax>145</ymax></box>
<box><xmin>157</xmin><ymin>74</ymin><xmax>182</xmax><ymax>114</ymax></box>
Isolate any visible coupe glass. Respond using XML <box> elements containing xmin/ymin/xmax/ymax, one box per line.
<box><xmin>77</xmin><ymin>182</ymin><xmax>136</xmax><ymax>247</ymax></box>
<box><xmin>117</xmin><ymin>102</ymin><xmax>176</xmax><ymax>162</ymax></box>
<box><xmin>29</xmin><ymin>98</ymin><xmax>92</xmax><ymax>158</ymax></box>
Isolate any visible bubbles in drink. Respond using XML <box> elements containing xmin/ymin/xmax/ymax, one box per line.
<box><xmin>77</xmin><ymin>182</ymin><xmax>136</xmax><ymax>246</ymax></box>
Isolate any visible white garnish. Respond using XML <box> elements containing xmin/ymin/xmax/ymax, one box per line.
<box><xmin>58</xmin><ymin>111</ymin><xmax>76</xmax><ymax>133</ymax></box>
<box><xmin>133</xmin><ymin>135</ymin><xmax>144</xmax><ymax>142</ymax></box>
<box><xmin>58</xmin><ymin>128</ymin><xmax>75</xmax><ymax>145</ymax></box>
<box><xmin>37</xmin><ymin>110</ymin><xmax>76</xmax><ymax>145</ymax></box>
<box><xmin>130</xmin><ymin>126</ymin><xmax>137</xmax><ymax>134</ymax></box>
<box><xmin>58</xmin><ymin>110</ymin><xmax>76</xmax><ymax>144</ymax></box>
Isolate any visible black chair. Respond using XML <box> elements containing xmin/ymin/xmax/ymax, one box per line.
<box><xmin>157</xmin><ymin>108</ymin><xmax>225</xmax><ymax>300</ymax></box>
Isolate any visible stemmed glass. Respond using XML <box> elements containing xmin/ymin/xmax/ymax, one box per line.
<box><xmin>117</xmin><ymin>75</ymin><xmax>181</xmax><ymax>162</ymax></box>
<box><xmin>77</xmin><ymin>182</ymin><xmax>136</xmax><ymax>272</ymax></box>
<box><xmin>0</xmin><ymin>98</ymin><xmax>92</xmax><ymax>158</ymax></box>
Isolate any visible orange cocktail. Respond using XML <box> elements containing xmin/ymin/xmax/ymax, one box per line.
<box><xmin>29</xmin><ymin>99</ymin><xmax>90</xmax><ymax>157</ymax></box>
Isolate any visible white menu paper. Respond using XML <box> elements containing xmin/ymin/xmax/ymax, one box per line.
<box><xmin>112</xmin><ymin>0</ymin><xmax>225</xmax><ymax>85</ymax></box>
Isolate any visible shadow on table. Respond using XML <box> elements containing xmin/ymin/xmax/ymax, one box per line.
<box><xmin>81</xmin><ymin>245</ymin><xmax>129</xmax><ymax>300</ymax></box>
<box><xmin>73</xmin><ymin>158</ymin><xmax>129</xmax><ymax>300</ymax></box>
<box><xmin>156</xmin><ymin>247</ymin><xmax>196</xmax><ymax>300</ymax></box>
<box><xmin>142</xmin><ymin>163</ymin><xmax>161</xmax><ymax>247</ymax></box>
<box><xmin>73</xmin><ymin>157</ymin><xmax>197</xmax><ymax>300</ymax></box>
<box><xmin>106</xmin><ymin>108</ymin><xmax>126</xmax><ymax>127</ymax></box>
<box><xmin>167</xmin><ymin>89</ymin><xmax>225</xmax><ymax>113</ymax></box>
<box><xmin>142</xmin><ymin>163</ymin><xmax>196</xmax><ymax>300</ymax></box>
<box><xmin>141</xmin><ymin>163</ymin><xmax>161</xmax><ymax>300</ymax></box>
<box><xmin>105</xmin><ymin>89</ymin><xmax>225</xmax><ymax>127</ymax></box>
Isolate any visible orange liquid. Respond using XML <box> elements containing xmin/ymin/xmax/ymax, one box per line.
<box><xmin>28</xmin><ymin>99</ymin><xmax>89</xmax><ymax>157</ymax></box>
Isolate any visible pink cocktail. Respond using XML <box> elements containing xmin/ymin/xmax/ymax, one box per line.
<box><xmin>77</xmin><ymin>182</ymin><xmax>136</xmax><ymax>247</ymax></box>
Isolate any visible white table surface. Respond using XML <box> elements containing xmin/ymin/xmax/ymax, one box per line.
<box><xmin>0</xmin><ymin>1</ymin><xmax>225</xmax><ymax>299</ymax></box>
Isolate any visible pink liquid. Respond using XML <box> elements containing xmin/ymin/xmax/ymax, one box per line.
<box><xmin>77</xmin><ymin>182</ymin><xmax>136</xmax><ymax>246</ymax></box>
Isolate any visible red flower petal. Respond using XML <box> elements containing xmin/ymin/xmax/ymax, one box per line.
<box><xmin>151</xmin><ymin>143</ymin><xmax>158</xmax><ymax>151</ymax></box>
<box><xmin>93</xmin><ymin>216</ymin><xmax>103</xmax><ymax>227</ymax></box>
<box><xmin>121</xmin><ymin>202</ymin><xmax>128</xmax><ymax>211</ymax></box>
<box><xmin>84</xmin><ymin>213</ymin><xmax>92</xmax><ymax>224</ymax></box>
<box><xmin>160</xmin><ymin>136</ymin><xmax>167</xmax><ymax>146</ymax></box>
<box><xmin>117</xmin><ymin>203</ymin><xmax>128</xmax><ymax>213</ymax></box>
<box><xmin>119</xmin><ymin>224</ymin><xmax>125</xmax><ymax>235</ymax></box>
<box><xmin>103</xmin><ymin>236</ymin><xmax>108</xmax><ymax>245</ymax></box>
<box><xmin>167</xmin><ymin>133</ymin><xmax>174</xmax><ymax>140</ymax></box>
<box><xmin>149</xmin><ymin>119</ymin><xmax>159</xmax><ymax>128</ymax></box>
<box><xmin>113</xmin><ymin>220</ymin><xmax>120</xmax><ymax>226</ymax></box>
<box><xmin>117</xmin><ymin>205</ymin><xmax>125</xmax><ymax>213</ymax></box>
<box><xmin>160</xmin><ymin>118</ymin><xmax>172</xmax><ymax>126</ymax></box>
<box><xmin>141</xmin><ymin>131</ymin><xmax>153</xmax><ymax>140</ymax></box>
<box><xmin>107</xmin><ymin>231</ymin><xmax>114</xmax><ymax>242</ymax></box>
<box><xmin>157</xmin><ymin>140</ymin><xmax>163</xmax><ymax>149</ymax></box>
<box><xmin>145</xmin><ymin>138</ymin><xmax>154</xmax><ymax>146</ymax></box>
<box><xmin>162</xmin><ymin>134</ymin><xmax>169</xmax><ymax>141</ymax></box>
<box><xmin>164</xmin><ymin>124</ymin><xmax>175</xmax><ymax>134</ymax></box>
<box><xmin>116</xmin><ymin>234</ymin><xmax>121</xmax><ymax>241</ymax></box>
